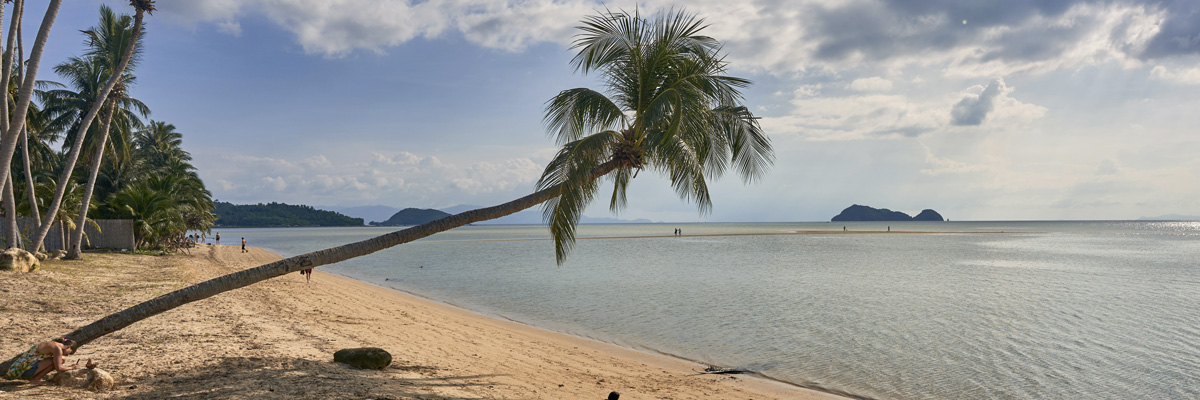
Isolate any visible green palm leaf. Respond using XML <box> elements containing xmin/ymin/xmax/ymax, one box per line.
<box><xmin>539</xmin><ymin>8</ymin><xmax>774</xmax><ymax>264</ymax></box>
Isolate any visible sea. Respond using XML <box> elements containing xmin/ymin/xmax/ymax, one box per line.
<box><xmin>211</xmin><ymin>221</ymin><xmax>1200</xmax><ymax>400</ymax></box>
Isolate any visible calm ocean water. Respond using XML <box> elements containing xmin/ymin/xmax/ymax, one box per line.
<box><xmin>214</xmin><ymin>221</ymin><xmax>1200</xmax><ymax>399</ymax></box>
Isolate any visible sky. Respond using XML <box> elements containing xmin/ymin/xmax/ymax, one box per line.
<box><xmin>30</xmin><ymin>0</ymin><xmax>1200</xmax><ymax>222</ymax></box>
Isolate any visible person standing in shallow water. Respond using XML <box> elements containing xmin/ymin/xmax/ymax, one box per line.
<box><xmin>215</xmin><ymin>232</ymin><xmax>220</xmax><ymax>244</ymax></box>
<box><xmin>241</xmin><ymin>237</ymin><xmax>247</xmax><ymax>253</ymax></box>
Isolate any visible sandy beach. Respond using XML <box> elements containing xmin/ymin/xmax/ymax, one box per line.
<box><xmin>2</xmin><ymin>244</ymin><xmax>844</xmax><ymax>399</ymax></box>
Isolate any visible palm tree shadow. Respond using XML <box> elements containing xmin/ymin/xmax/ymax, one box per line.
<box><xmin>112</xmin><ymin>356</ymin><xmax>502</xmax><ymax>400</ymax></box>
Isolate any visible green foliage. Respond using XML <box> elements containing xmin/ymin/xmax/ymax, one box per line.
<box><xmin>8</xmin><ymin>5</ymin><xmax>216</xmax><ymax>252</ymax></box>
<box><xmin>368</xmin><ymin>208</ymin><xmax>451</xmax><ymax>226</ymax></box>
<box><xmin>537</xmin><ymin>8</ymin><xmax>773</xmax><ymax>264</ymax></box>
<box><xmin>213</xmin><ymin>202</ymin><xmax>364</xmax><ymax>227</ymax></box>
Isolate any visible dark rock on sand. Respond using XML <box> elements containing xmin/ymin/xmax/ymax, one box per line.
<box><xmin>334</xmin><ymin>347</ymin><xmax>392</xmax><ymax>369</ymax></box>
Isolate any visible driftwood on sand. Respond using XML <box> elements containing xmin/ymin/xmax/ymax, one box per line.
<box><xmin>696</xmin><ymin>365</ymin><xmax>752</xmax><ymax>374</ymax></box>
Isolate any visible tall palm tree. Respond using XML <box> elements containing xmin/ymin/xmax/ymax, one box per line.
<box><xmin>39</xmin><ymin>57</ymin><xmax>146</xmax><ymax>167</ymax></box>
<box><xmin>67</xmin><ymin>5</ymin><xmax>148</xmax><ymax>258</ymax></box>
<box><xmin>0</xmin><ymin>0</ymin><xmax>63</xmax><ymax>241</ymax></box>
<box><xmin>0</xmin><ymin>8</ymin><xmax>773</xmax><ymax>366</ymax></box>
<box><xmin>28</xmin><ymin>1</ymin><xmax>151</xmax><ymax>255</ymax></box>
<box><xmin>0</xmin><ymin>0</ymin><xmax>31</xmax><ymax>246</ymax></box>
<box><xmin>135</xmin><ymin>120</ymin><xmax>190</xmax><ymax>170</ymax></box>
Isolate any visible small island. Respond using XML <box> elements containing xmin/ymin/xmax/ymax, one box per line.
<box><xmin>831</xmin><ymin>204</ymin><xmax>945</xmax><ymax>222</ymax></box>
<box><xmin>369</xmin><ymin>208</ymin><xmax>452</xmax><ymax>226</ymax></box>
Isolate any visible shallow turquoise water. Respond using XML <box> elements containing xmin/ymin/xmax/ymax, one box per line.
<box><xmin>214</xmin><ymin>221</ymin><xmax>1200</xmax><ymax>399</ymax></box>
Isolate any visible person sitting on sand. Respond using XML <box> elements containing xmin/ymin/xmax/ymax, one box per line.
<box><xmin>3</xmin><ymin>337</ymin><xmax>80</xmax><ymax>384</ymax></box>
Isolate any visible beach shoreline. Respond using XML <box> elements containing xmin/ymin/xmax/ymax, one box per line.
<box><xmin>2</xmin><ymin>244</ymin><xmax>847</xmax><ymax>399</ymax></box>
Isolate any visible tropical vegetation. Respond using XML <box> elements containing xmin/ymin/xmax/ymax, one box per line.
<box><xmin>0</xmin><ymin>1</ymin><xmax>213</xmax><ymax>254</ymax></box>
<box><xmin>0</xmin><ymin>7</ymin><xmax>773</xmax><ymax>370</ymax></box>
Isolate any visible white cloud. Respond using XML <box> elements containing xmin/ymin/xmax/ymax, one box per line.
<box><xmin>164</xmin><ymin>0</ymin><xmax>1193</xmax><ymax>74</ymax></box>
<box><xmin>262</xmin><ymin>176</ymin><xmax>289</xmax><ymax>191</ymax></box>
<box><xmin>951</xmin><ymin>79</ymin><xmax>1006</xmax><ymax>126</ymax></box>
<box><xmin>849</xmin><ymin>77</ymin><xmax>893</xmax><ymax>92</ymax></box>
<box><xmin>1095</xmin><ymin>159</ymin><xmax>1119</xmax><ymax>176</ymax></box>
<box><xmin>204</xmin><ymin>150</ymin><xmax>543</xmax><ymax>207</ymax></box>
<box><xmin>1150</xmin><ymin>65</ymin><xmax>1200</xmax><ymax>84</ymax></box>
<box><xmin>762</xmin><ymin>77</ymin><xmax>1044</xmax><ymax>141</ymax></box>
<box><xmin>215</xmin><ymin>20</ymin><xmax>242</xmax><ymax>36</ymax></box>
<box><xmin>951</xmin><ymin>79</ymin><xmax>1047</xmax><ymax>126</ymax></box>
<box><xmin>919</xmin><ymin>145</ymin><xmax>988</xmax><ymax>176</ymax></box>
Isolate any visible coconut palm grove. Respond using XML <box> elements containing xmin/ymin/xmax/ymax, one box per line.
<box><xmin>3</xmin><ymin>2</ymin><xmax>213</xmax><ymax>255</ymax></box>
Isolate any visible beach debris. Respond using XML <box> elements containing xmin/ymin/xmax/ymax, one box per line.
<box><xmin>0</xmin><ymin>248</ymin><xmax>39</xmax><ymax>272</ymax></box>
<box><xmin>607</xmin><ymin>391</ymin><xmax>620</xmax><ymax>400</ymax></box>
<box><xmin>334</xmin><ymin>347</ymin><xmax>393</xmax><ymax>369</ymax></box>
<box><xmin>697</xmin><ymin>365</ymin><xmax>751</xmax><ymax>374</ymax></box>
<box><xmin>49</xmin><ymin>359</ymin><xmax>114</xmax><ymax>392</ymax></box>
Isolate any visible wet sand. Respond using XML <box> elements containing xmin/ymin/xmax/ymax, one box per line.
<box><xmin>1</xmin><ymin>245</ymin><xmax>845</xmax><ymax>399</ymax></box>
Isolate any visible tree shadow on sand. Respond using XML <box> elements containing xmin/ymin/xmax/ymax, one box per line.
<box><xmin>112</xmin><ymin>356</ymin><xmax>504</xmax><ymax>400</ymax></box>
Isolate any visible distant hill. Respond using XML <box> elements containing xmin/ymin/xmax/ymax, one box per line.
<box><xmin>831</xmin><ymin>204</ymin><xmax>945</xmax><ymax>222</ymax></box>
<box><xmin>319</xmin><ymin>205</ymin><xmax>401</xmax><ymax>224</ymax></box>
<box><xmin>369</xmin><ymin>208</ymin><xmax>452</xmax><ymax>226</ymax></box>
<box><xmin>1137</xmin><ymin>214</ymin><xmax>1200</xmax><ymax>221</ymax></box>
<box><xmin>214</xmin><ymin>202</ymin><xmax>364</xmax><ymax>227</ymax></box>
<box><xmin>913</xmin><ymin>209</ymin><xmax>945</xmax><ymax>221</ymax></box>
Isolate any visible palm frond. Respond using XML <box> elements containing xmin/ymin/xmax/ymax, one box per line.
<box><xmin>537</xmin><ymin>131</ymin><xmax>621</xmax><ymax>264</ymax></box>
<box><xmin>646</xmin><ymin>135</ymin><xmax>713</xmax><ymax>214</ymax></box>
<box><xmin>543</xmin><ymin>88</ymin><xmax>625</xmax><ymax>144</ymax></box>
<box><xmin>709</xmin><ymin>105</ymin><xmax>773</xmax><ymax>183</ymax></box>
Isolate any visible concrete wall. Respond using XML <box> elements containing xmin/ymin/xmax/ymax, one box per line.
<box><xmin>2</xmin><ymin>219</ymin><xmax>135</xmax><ymax>251</ymax></box>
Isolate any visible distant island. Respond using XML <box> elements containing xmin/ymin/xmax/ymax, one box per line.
<box><xmin>214</xmin><ymin>202</ymin><xmax>364</xmax><ymax>227</ymax></box>
<box><xmin>1137</xmin><ymin>214</ymin><xmax>1200</xmax><ymax>221</ymax></box>
<box><xmin>369</xmin><ymin>208</ymin><xmax>452</xmax><ymax>226</ymax></box>
<box><xmin>831</xmin><ymin>204</ymin><xmax>945</xmax><ymax>222</ymax></box>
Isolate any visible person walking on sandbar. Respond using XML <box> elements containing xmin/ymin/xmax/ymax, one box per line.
<box><xmin>241</xmin><ymin>237</ymin><xmax>247</xmax><ymax>253</ymax></box>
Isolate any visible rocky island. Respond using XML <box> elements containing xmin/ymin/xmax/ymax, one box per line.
<box><xmin>369</xmin><ymin>208</ymin><xmax>452</xmax><ymax>226</ymax></box>
<box><xmin>831</xmin><ymin>204</ymin><xmax>945</xmax><ymax>222</ymax></box>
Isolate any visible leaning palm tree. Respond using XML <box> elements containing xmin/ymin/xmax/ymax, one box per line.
<box><xmin>0</xmin><ymin>8</ymin><xmax>773</xmax><ymax>367</ymax></box>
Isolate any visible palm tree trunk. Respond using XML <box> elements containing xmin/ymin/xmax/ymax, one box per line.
<box><xmin>0</xmin><ymin>161</ymin><xmax>618</xmax><ymax>370</ymax></box>
<box><xmin>16</xmin><ymin>2</ymin><xmax>39</xmax><ymax>249</ymax></box>
<box><xmin>0</xmin><ymin>0</ymin><xmax>21</xmax><ymax>127</ymax></box>
<box><xmin>28</xmin><ymin>4</ymin><xmax>140</xmax><ymax>253</ymax></box>
<box><xmin>0</xmin><ymin>0</ymin><xmax>58</xmax><ymax>214</ymax></box>
<box><xmin>21</xmin><ymin>129</ymin><xmax>38</xmax><ymax>226</ymax></box>
<box><xmin>67</xmin><ymin>103</ymin><xmax>116</xmax><ymax>258</ymax></box>
<box><xmin>2</xmin><ymin>176</ymin><xmax>19</xmax><ymax>249</ymax></box>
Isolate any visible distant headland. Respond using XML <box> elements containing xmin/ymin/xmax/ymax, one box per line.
<box><xmin>214</xmin><ymin>201</ymin><xmax>364</xmax><ymax>227</ymax></box>
<box><xmin>831</xmin><ymin>204</ymin><xmax>945</xmax><ymax>222</ymax></box>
